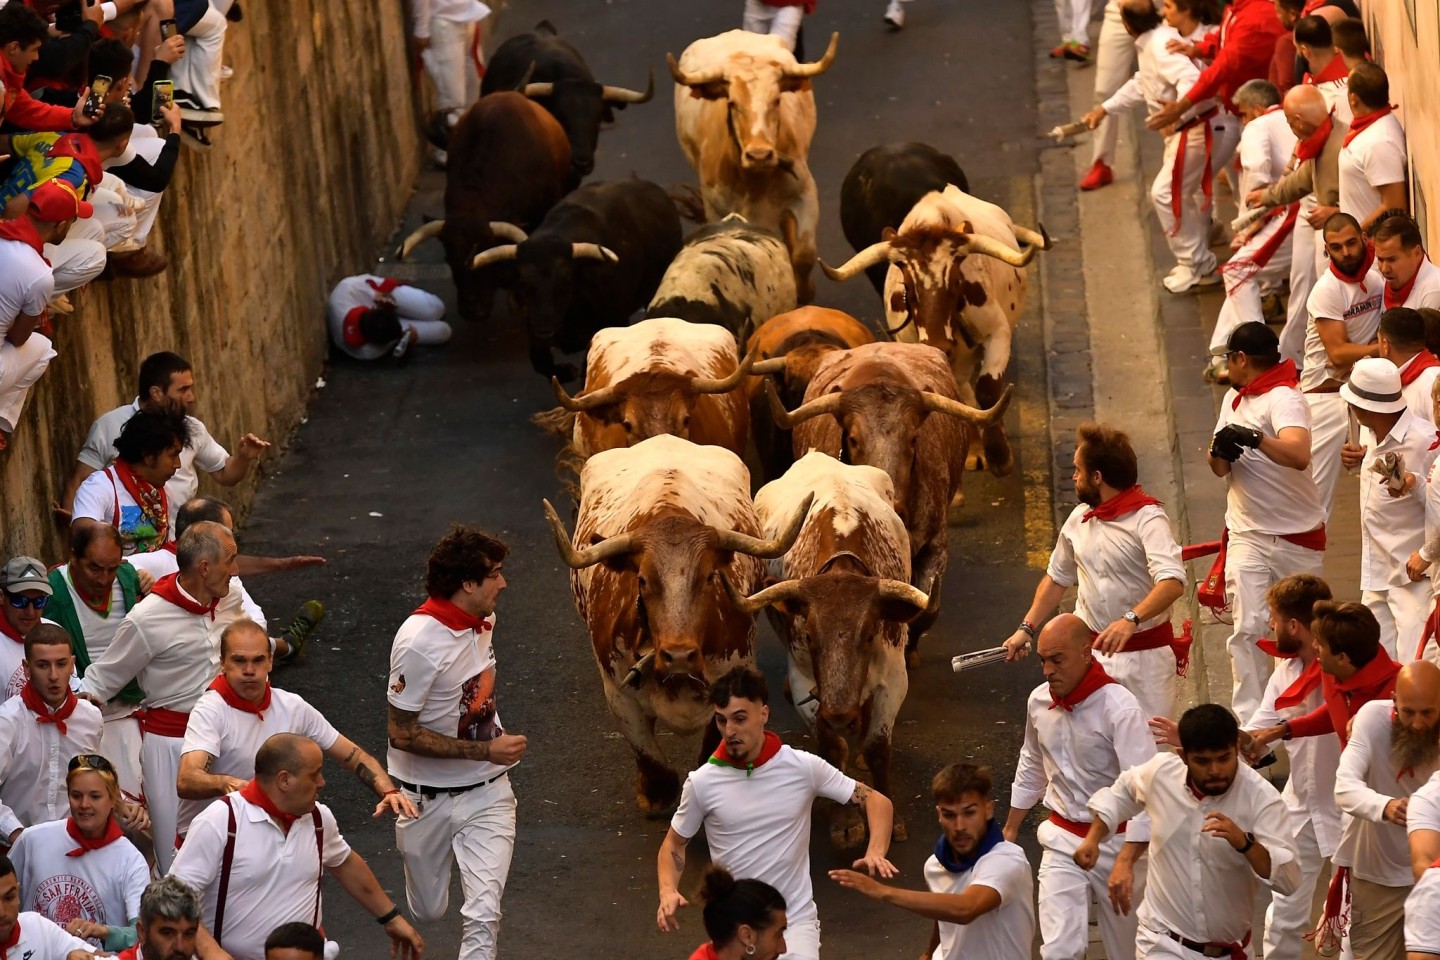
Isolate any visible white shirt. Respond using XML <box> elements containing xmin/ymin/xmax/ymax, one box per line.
<box><xmin>1407</xmin><ymin>769</ymin><xmax>1440</xmax><ymax>836</ymax></box>
<box><xmin>410</xmin><ymin>0</ymin><xmax>491</xmax><ymax>35</ymax></box>
<box><xmin>387</xmin><ymin>611</ymin><xmax>509</xmax><ymax>788</ymax></box>
<box><xmin>1338</xmin><ymin>111</ymin><xmax>1406</xmax><ymax>222</ymax></box>
<box><xmin>1397</xmin><ymin>352</ymin><xmax>1440</xmax><ymax>427</ymax></box>
<box><xmin>1045</xmin><ymin>503</ymin><xmax>1185</xmax><ymax>635</ymax></box>
<box><xmin>1357</xmin><ymin>410</ymin><xmax>1438</xmax><ymax>590</ymax></box>
<box><xmin>1011</xmin><ymin>680</ymin><xmax>1156</xmax><ymax>839</ymax></box>
<box><xmin>11</xmin><ymin>818</ymin><xmax>148</xmax><ymax>935</ymax></box>
<box><xmin>76</xmin><ymin>400</ymin><xmax>230</xmax><ymax>532</ymax></box>
<box><xmin>1391</xmin><ymin>258</ymin><xmax>1440</xmax><ymax>312</ymax></box>
<box><xmin>1237</xmin><ymin>108</ymin><xmax>1298</xmax><ymax>199</ymax></box>
<box><xmin>72</xmin><ymin>467</ymin><xmax>170</xmax><ymax>557</ymax></box>
<box><xmin>1335</xmin><ymin>699</ymin><xmax>1438</xmax><ymax>886</ymax></box>
<box><xmin>127</xmin><ymin>549</ymin><xmax>267</xmax><ymax>633</ymax></box>
<box><xmin>1103</xmin><ymin>25</ymin><xmax>1209</xmax><ymax>117</ymax></box>
<box><xmin>1406</xmin><ymin>866</ymin><xmax>1440</xmax><ymax>955</ymax></box>
<box><xmin>327</xmin><ymin>275</ymin><xmax>401</xmax><ymax>360</ymax></box>
<box><xmin>1</xmin><ymin>912</ymin><xmax>97</xmax><ymax>958</ymax></box>
<box><xmin>1215</xmin><ymin>384</ymin><xmax>1324</xmax><ymax>536</ymax></box>
<box><xmin>81</xmin><ymin>587</ymin><xmax>219</xmax><ymax>714</ymax></box>
<box><xmin>1245</xmin><ymin>656</ymin><xmax>1342</xmax><ymax>856</ymax></box>
<box><xmin>169</xmin><ymin>793</ymin><xmax>351</xmax><ymax>960</ymax></box>
<box><xmin>1310</xmin><ymin>76</ymin><xmax>1352</xmax><ymax>126</ymax></box>
<box><xmin>1424</xmin><ymin>456</ymin><xmax>1440</xmax><ymax>566</ymax></box>
<box><xmin>1303</xmin><ymin>267</ymin><xmax>1385</xmax><ymax>390</ymax></box>
<box><xmin>178</xmin><ymin>686</ymin><xmax>340</xmax><ymax>834</ymax></box>
<box><xmin>0</xmin><ymin>692</ymin><xmax>103</xmax><ymax>836</ymax></box>
<box><xmin>924</xmin><ymin>840</ymin><xmax>1034</xmax><ymax>960</ymax></box>
<box><xmin>0</xmin><ymin>620</ymin><xmax>65</xmax><ymax>706</ymax></box>
<box><xmin>1087</xmin><ymin>752</ymin><xmax>1299</xmax><ymax>943</ymax></box>
<box><xmin>0</xmin><ymin>237</ymin><xmax>52</xmax><ymax>334</ymax></box>
<box><xmin>671</xmin><ymin>743</ymin><xmax>857</xmax><ymax>925</ymax></box>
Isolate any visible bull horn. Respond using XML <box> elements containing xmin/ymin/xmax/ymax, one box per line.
<box><xmin>764</xmin><ymin>379</ymin><xmax>844</xmax><ymax>429</ymax></box>
<box><xmin>572</xmin><ymin>243</ymin><xmax>619</xmax><ymax>263</ymax></box>
<box><xmin>520</xmin><ymin>81</ymin><xmax>555</xmax><ymax>98</ymax></box>
<box><xmin>601</xmin><ymin>69</ymin><xmax>654</xmax><ymax>103</ymax></box>
<box><xmin>921</xmin><ymin>383</ymin><xmax>1014</xmax><ymax>426</ymax></box>
<box><xmin>783</xmin><ymin>32</ymin><xmax>839</xmax><ymax>78</ymax></box>
<box><xmin>713</xmin><ymin>493</ymin><xmax>814</xmax><ymax>558</ymax></box>
<box><xmin>550</xmin><ymin>377</ymin><xmax>620</xmax><ymax>413</ymax></box>
<box><xmin>542</xmin><ymin>499</ymin><xmax>636</xmax><ymax>569</ymax></box>
<box><xmin>690</xmin><ymin>343</ymin><xmax>759</xmax><ymax>394</ymax></box>
<box><xmin>666</xmin><ymin>52</ymin><xmax>723</xmax><ymax>87</ymax></box>
<box><xmin>749</xmin><ymin>357</ymin><xmax>788</xmax><ymax>376</ymax></box>
<box><xmin>512</xmin><ymin>61</ymin><xmax>537</xmax><ymax>92</ymax></box>
<box><xmin>876</xmin><ymin>575</ymin><xmax>942</xmax><ymax>620</ymax></box>
<box><xmin>1011</xmin><ymin>222</ymin><xmax>1053</xmax><ymax>251</ymax></box>
<box><xmin>488</xmin><ymin>222</ymin><xmax>529</xmax><ymax>243</ymax></box>
<box><xmin>398</xmin><ymin>220</ymin><xmax>445</xmax><ymax>260</ymax></box>
<box><xmin>821</xmin><ymin>241</ymin><xmax>891</xmax><ymax>282</ymax></box>
<box><xmin>470</xmin><ymin>244</ymin><xmax>519</xmax><ymax>270</ymax></box>
<box><xmin>961</xmin><ymin>234</ymin><xmax>1037</xmax><ymax>269</ymax></box>
<box><xmin>721</xmin><ymin>572</ymin><xmax>805</xmax><ymax>615</ymax></box>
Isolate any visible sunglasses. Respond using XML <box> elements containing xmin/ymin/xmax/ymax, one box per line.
<box><xmin>5</xmin><ymin>594</ymin><xmax>49</xmax><ymax>611</ymax></box>
<box><xmin>68</xmin><ymin>753</ymin><xmax>116</xmax><ymax>775</ymax></box>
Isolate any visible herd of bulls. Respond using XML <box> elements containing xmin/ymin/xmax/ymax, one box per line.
<box><xmin>402</xmin><ymin>20</ymin><xmax>1055</xmax><ymax>843</ymax></box>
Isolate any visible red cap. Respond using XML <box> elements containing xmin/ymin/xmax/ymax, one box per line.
<box><xmin>27</xmin><ymin>181</ymin><xmax>94</xmax><ymax>223</ymax></box>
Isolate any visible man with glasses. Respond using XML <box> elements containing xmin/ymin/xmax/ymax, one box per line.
<box><xmin>0</xmin><ymin>555</ymin><xmax>59</xmax><ymax>703</ymax></box>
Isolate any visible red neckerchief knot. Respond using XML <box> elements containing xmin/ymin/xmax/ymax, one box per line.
<box><xmin>240</xmin><ymin>779</ymin><xmax>299</xmax><ymax>833</ymax></box>
<box><xmin>1082</xmin><ymin>485</ymin><xmax>1163</xmax><ymax>523</ymax></box>
<box><xmin>1232</xmin><ymin>358</ymin><xmax>1299</xmax><ymax>410</ymax></box>
<box><xmin>1050</xmin><ymin>658</ymin><xmax>1118</xmax><ymax>711</ymax></box>
<box><xmin>210</xmin><ymin>674</ymin><xmax>271</xmax><ymax>719</ymax></box>
<box><xmin>150</xmin><ymin>574</ymin><xmax>217</xmax><ymax>620</ymax></box>
<box><xmin>1295</xmin><ymin>111</ymin><xmax>1334</xmax><ymax>162</ymax></box>
<box><xmin>415</xmin><ymin>597</ymin><xmax>492</xmax><ymax>632</ymax></box>
<box><xmin>65</xmin><ymin>815</ymin><xmax>123</xmax><ymax>857</ymax></box>
<box><xmin>1385</xmin><ymin>261</ymin><xmax>1427</xmax><ymax>311</ymax></box>
<box><xmin>20</xmin><ymin>682</ymin><xmax>77</xmax><ymax>735</ymax></box>
<box><xmin>366</xmin><ymin>277</ymin><xmax>402</xmax><ymax>295</ymax></box>
<box><xmin>1275</xmin><ymin>659</ymin><xmax>1323</xmax><ymax>710</ymax></box>
<box><xmin>1401</xmin><ymin>351</ymin><xmax>1440</xmax><ymax>387</ymax></box>
<box><xmin>708</xmin><ymin>730</ymin><xmax>783</xmax><ymax>776</ymax></box>
<box><xmin>1329</xmin><ymin>244</ymin><xmax>1377</xmax><ymax>293</ymax></box>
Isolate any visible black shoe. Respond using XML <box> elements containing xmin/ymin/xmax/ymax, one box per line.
<box><xmin>423</xmin><ymin>112</ymin><xmax>451</xmax><ymax>151</ymax></box>
<box><xmin>226</xmin><ymin>1</ymin><xmax>243</xmax><ymax>21</ymax></box>
<box><xmin>179</xmin><ymin>125</ymin><xmax>213</xmax><ymax>151</ymax></box>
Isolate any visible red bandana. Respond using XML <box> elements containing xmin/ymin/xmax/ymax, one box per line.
<box><xmin>0</xmin><ymin>217</ymin><xmax>47</xmax><ymax>259</ymax></box>
<box><xmin>1344</xmin><ymin>105</ymin><xmax>1396</xmax><ymax>148</ymax></box>
<box><xmin>1329</xmin><ymin>243</ymin><xmax>1377</xmax><ymax>293</ymax></box>
<box><xmin>1050</xmin><ymin>658</ymin><xmax>1118</xmax><ymax>711</ymax></box>
<box><xmin>1401</xmin><ymin>351</ymin><xmax>1440</xmax><ymax>387</ymax></box>
<box><xmin>1295</xmin><ymin>112</ymin><xmax>1334</xmax><ymax>162</ymax></box>
<box><xmin>112</xmin><ymin>459</ymin><xmax>169</xmax><ymax>546</ymax></box>
<box><xmin>1303</xmin><ymin>54</ymin><xmax>1349</xmax><ymax>86</ymax></box>
<box><xmin>20</xmin><ymin>682</ymin><xmax>77</xmax><ymax>735</ymax></box>
<box><xmin>0</xmin><ymin>916</ymin><xmax>19</xmax><ymax>959</ymax></box>
<box><xmin>1256</xmin><ymin>638</ymin><xmax>1296</xmax><ymax>659</ymax></box>
<box><xmin>1232</xmin><ymin>358</ymin><xmax>1300</xmax><ymax>410</ymax></box>
<box><xmin>65</xmin><ymin>815</ymin><xmax>124</xmax><ymax>857</ymax></box>
<box><xmin>341</xmin><ymin>306</ymin><xmax>369</xmax><ymax>348</ymax></box>
<box><xmin>415</xmin><ymin>597</ymin><xmax>492</xmax><ymax>633</ymax></box>
<box><xmin>240</xmin><ymin>779</ymin><xmax>299</xmax><ymax>833</ymax></box>
<box><xmin>1275</xmin><ymin>659</ymin><xmax>1324</xmax><ymax>710</ymax></box>
<box><xmin>66</xmin><ymin>566</ymin><xmax>109</xmax><ymax>616</ymax></box>
<box><xmin>150</xmin><ymin>573</ymin><xmax>217</xmax><ymax>620</ymax></box>
<box><xmin>1384</xmin><ymin>263</ymin><xmax>1426</xmax><ymax>311</ymax></box>
<box><xmin>366</xmin><ymin>277</ymin><xmax>401</xmax><ymax>295</ymax></box>
<box><xmin>709</xmin><ymin>730</ymin><xmax>783</xmax><ymax>774</ymax></box>
<box><xmin>1082</xmin><ymin>485</ymin><xmax>1163</xmax><ymax>523</ymax></box>
<box><xmin>209</xmin><ymin>674</ymin><xmax>271</xmax><ymax>718</ymax></box>
<box><xmin>0</xmin><ymin>616</ymin><xmax>23</xmax><ymax>645</ymax></box>
<box><xmin>687</xmin><ymin>944</ymin><xmax>721</xmax><ymax>960</ymax></box>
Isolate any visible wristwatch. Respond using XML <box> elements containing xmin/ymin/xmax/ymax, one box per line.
<box><xmin>1237</xmin><ymin>832</ymin><xmax>1256</xmax><ymax>854</ymax></box>
<box><xmin>1122</xmin><ymin>610</ymin><xmax>1141</xmax><ymax>626</ymax></box>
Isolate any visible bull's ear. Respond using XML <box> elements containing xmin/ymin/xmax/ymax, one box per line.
<box><xmin>874</xmin><ymin>595</ymin><xmax>926</xmax><ymax>624</ymax></box>
<box><xmin>688</xmin><ymin>82</ymin><xmax>729</xmax><ymax>101</ymax></box>
<box><xmin>880</xmin><ymin>227</ymin><xmax>898</xmax><ymax>242</ymax></box>
<box><xmin>779</xmin><ymin>76</ymin><xmax>812</xmax><ymax>94</ymax></box>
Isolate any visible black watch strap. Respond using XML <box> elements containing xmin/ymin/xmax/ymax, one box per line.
<box><xmin>1238</xmin><ymin>832</ymin><xmax>1256</xmax><ymax>854</ymax></box>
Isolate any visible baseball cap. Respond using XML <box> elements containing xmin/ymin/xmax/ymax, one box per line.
<box><xmin>0</xmin><ymin>557</ymin><xmax>52</xmax><ymax>596</ymax></box>
<box><xmin>1225</xmin><ymin>322</ymin><xmax>1280</xmax><ymax>358</ymax></box>
<box><xmin>27</xmin><ymin>180</ymin><xmax>94</xmax><ymax>223</ymax></box>
<box><xmin>1340</xmin><ymin>357</ymin><xmax>1408</xmax><ymax>414</ymax></box>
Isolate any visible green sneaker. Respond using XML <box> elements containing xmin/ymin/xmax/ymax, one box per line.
<box><xmin>278</xmin><ymin>600</ymin><xmax>325</xmax><ymax>663</ymax></box>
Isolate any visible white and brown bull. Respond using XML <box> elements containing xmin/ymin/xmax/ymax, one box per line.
<box><xmin>766</xmin><ymin>341</ymin><xmax>1010</xmax><ymax>660</ymax></box>
<box><xmin>725</xmin><ymin>451</ymin><xmax>934</xmax><ymax>845</ymax></box>
<box><xmin>823</xmin><ymin>185</ymin><xmax>1048</xmax><ymax>476</ymax></box>
<box><xmin>543</xmin><ymin>434</ymin><xmax>810</xmax><ymax>814</ymax></box>
<box><xmin>551</xmin><ymin>317</ymin><xmax>757</xmax><ymax>460</ymax></box>
<box><xmin>667</xmin><ymin>29</ymin><xmax>838</xmax><ymax>304</ymax></box>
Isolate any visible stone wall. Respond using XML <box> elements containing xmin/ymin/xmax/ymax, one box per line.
<box><xmin>0</xmin><ymin>0</ymin><xmax>422</xmax><ymax>559</ymax></box>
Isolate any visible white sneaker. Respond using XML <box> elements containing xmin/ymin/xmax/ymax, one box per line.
<box><xmin>883</xmin><ymin>0</ymin><xmax>904</xmax><ymax>29</ymax></box>
<box><xmin>219</xmin><ymin>65</ymin><xmax>233</xmax><ymax>81</ymax></box>
<box><xmin>1162</xmin><ymin>264</ymin><xmax>1221</xmax><ymax>294</ymax></box>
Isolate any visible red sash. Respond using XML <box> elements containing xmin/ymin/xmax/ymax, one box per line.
<box><xmin>134</xmin><ymin>706</ymin><xmax>190</xmax><ymax>738</ymax></box>
<box><xmin>1047</xmin><ymin>811</ymin><xmax>1127</xmax><ymax>837</ymax></box>
<box><xmin>1169</xmin><ymin>109</ymin><xmax>1218</xmax><ymax>237</ymax></box>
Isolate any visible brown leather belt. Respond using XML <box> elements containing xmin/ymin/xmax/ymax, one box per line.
<box><xmin>1304</xmin><ymin>379</ymin><xmax>1343</xmax><ymax>394</ymax></box>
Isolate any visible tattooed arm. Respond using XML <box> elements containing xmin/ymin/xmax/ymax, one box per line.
<box><xmin>177</xmin><ymin>751</ymin><xmax>246</xmax><ymax>800</ymax></box>
<box><xmin>849</xmin><ymin>782</ymin><xmax>898</xmax><ymax>877</ymax></box>
<box><xmin>325</xmin><ymin>734</ymin><xmax>418</xmax><ymax>818</ymax></box>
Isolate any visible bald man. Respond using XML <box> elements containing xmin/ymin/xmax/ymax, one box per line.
<box><xmin>1334</xmin><ymin>660</ymin><xmax>1440</xmax><ymax>960</ymax></box>
<box><xmin>1005</xmin><ymin>615</ymin><xmax>1157</xmax><ymax>960</ymax></box>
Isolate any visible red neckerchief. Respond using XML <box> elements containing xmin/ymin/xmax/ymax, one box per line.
<box><xmin>1256</xmin><ymin>638</ymin><xmax>1297</xmax><ymax>659</ymax></box>
<box><xmin>366</xmin><ymin>277</ymin><xmax>401</xmax><ymax>295</ymax></box>
<box><xmin>0</xmin><ymin>616</ymin><xmax>23</xmax><ymax>645</ymax></box>
<box><xmin>414</xmin><ymin>597</ymin><xmax>492</xmax><ymax>633</ymax></box>
<box><xmin>341</xmin><ymin>306</ymin><xmax>370</xmax><ymax>348</ymax></box>
<box><xmin>66</xmin><ymin>566</ymin><xmax>109</xmax><ymax>616</ymax></box>
<box><xmin>112</xmin><ymin>459</ymin><xmax>169</xmax><ymax>546</ymax></box>
<box><xmin>1185</xmin><ymin>775</ymin><xmax>1208</xmax><ymax>801</ymax></box>
<box><xmin>1050</xmin><ymin>658</ymin><xmax>1118</xmax><ymax>711</ymax></box>
<box><xmin>160</xmin><ymin>542</ymin><xmax>177</xmax><ymax>555</ymax></box>
<box><xmin>687</xmin><ymin>944</ymin><xmax>721</xmax><ymax>960</ymax></box>
<box><xmin>0</xmin><ymin>217</ymin><xmax>46</xmax><ymax>259</ymax></box>
<box><xmin>1303</xmin><ymin>54</ymin><xmax>1349</xmax><ymax>86</ymax></box>
<box><xmin>708</xmin><ymin>730</ymin><xmax>783</xmax><ymax>775</ymax></box>
<box><xmin>1329</xmin><ymin>244</ymin><xmax>1377</xmax><ymax>293</ymax></box>
<box><xmin>209</xmin><ymin>674</ymin><xmax>271</xmax><ymax>718</ymax></box>
<box><xmin>46</xmin><ymin>133</ymin><xmax>102</xmax><ymax>189</ymax></box>
<box><xmin>1344</xmin><ymin>105</ymin><xmax>1396</xmax><ymax>148</ymax></box>
<box><xmin>1232</xmin><ymin>358</ymin><xmax>1299</xmax><ymax>410</ymax></box>
<box><xmin>1276</xmin><ymin>659</ymin><xmax>1324</xmax><ymax>710</ymax></box>
<box><xmin>20</xmin><ymin>682</ymin><xmax>77</xmax><ymax>735</ymax></box>
<box><xmin>1082</xmin><ymin>485</ymin><xmax>1163</xmax><ymax>523</ymax></box>
<box><xmin>150</xmin><ymin>573</ymin><xmax>217</xmax><ymax>620</ymax></box>
<box><xmin>1400</xmin><ymin>351</ymin><xmax>1440</xmax><ymax>387</ymax></box>
<box><xmin>0</xmin><ymin>915</ymin><xmax>20</xmax><ymax>959</ymax></box>
<box><xmin>240</xmin><ymin>779</ymin><xmax>299</xmax><ymax>833</ymax></box>
<box><xmin>1295</xmin><ymin>112</ymin><xmax>1335</xmax><ymax>161</ymax></box>
<box><xmin>1384</xmin><ymin>262</ymin><xmax>1426</xmax><ymax>311</ymax></box>
<box><xmin>65</xmin><ymin>814</ymin><xmax>123</xmax><ymax>857</ymax></box>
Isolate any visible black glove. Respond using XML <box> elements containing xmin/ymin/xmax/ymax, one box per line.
<box><xmin>1215</xmin><ymin>424</ymin><xmax>1263</xmax><ymax>450</ymax></box>
<box><xmin>1210</xmin><ymin>435</ymin><xmax>1245</xmax><ymax>462</ymax></box>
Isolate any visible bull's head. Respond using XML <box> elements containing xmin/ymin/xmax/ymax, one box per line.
<box><xmin>543</xmin><ymin>494</ymin><xmax>813</xmax><ymax>677</ymax></box>
<box><xmin>520</xmin><ymin>71</ymin><xmax>653</xmax><ymax>180</ymax></box>
<box><xmin>468</xmin><ymin>224</ymin><xmax>617</xmax><ymax>344</ymax></box>
<box><xmin>396</xmin><ymin>219</ymin><xmax>530</xmax><ymax>324</ymax></box>
<box><xmin>551</xmin><ymin>345</ymin><xmax>758</xmax><ymax>442</ymax></box>
<box><xmin>724</xmin><ymin>563</ymin><xmax>938</xmax><ymax>732</ymax></box>
<box><xmin>666</xmin><ymin>33</ymin><xmax>838</xmax><ymax>171</ymax></box>
<box><xmin>765</xmin><ymin>379</ymin><xmax>1011</xmax><ymax>526</ymax></box>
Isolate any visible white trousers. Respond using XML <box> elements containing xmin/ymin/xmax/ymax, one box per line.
<box><xmin>1037</xmin><ymin>820</ymin><xmax>1144</xmax><ymax>960</ymax></box>
<box><xmin>1209</xmin><ymin>112</ymin><xmax>1241</xmax><ymax>192</ymax></box>
<box><xmin>45</xmin><ymin>218</ymin><xmax>107</xmax><ymax>294</ymax></box>
<box><xmin>396</xmin><ymin>774</ymin><xmax>516</xmax><ymax>960</ymax></box>
<box><xmin>1210</xmin><ymin>214</ymin><xmax>1296</xmax><ymax>354</ymax></box>
<box><xmin>422</xmin><ymin>17</ymin><xmax>482</xmax><ymax>125</ymax></box>
<box><xmin>779</xmin><ymin>917</ymin><xmax>820</xmax><ymax>960</ymax></box>
<box><xmin>1264</xmin><ymin>817</ymin><xmax>1328</xmax><ymax>960</ymax></box>
<box><xmin>141</xmin><ymin>730</ymin><xmax>183</xmax><ymax>873</ymax></box>
<box><xmin>1226</xmin><ymin>530</ymin><xmax>1325</xmax><ymax>721</ymax></box>
<box><xmin>0</xmin><ymin>334</ymin><xmax>55</xmax><ymax>434</ymax></box>
<box><xmin>1363</xmin><ymin>580</ymin><xmax>1429</xmax><ymax>662</ymax></box>
<box><xmin>1280</xmin><ymin>219</ymin><xmax>1318</xmax><ymax>369</ymax></box>
<box><xmin>391</xmin><ymin>286</ymin><xmax>453</xmax><ymax>345</ymax></box>
<box><xmin>1307</xmin><ymin>392</ymin><xmax>1349</xmax><ymax>522</ymax></box>
<box><xmin>1090</xmin><ymin>0</ymin><xmax>1145</xmax><ymax>166</ymax></box>
<box><xmin>170</xmin><ymin>4</ymin><xmax>226</xmax><ymax>110</ymax></box>
<box><xmin>128</xmin><ymin>187</ymin><xmax>164</xmax><ymax>248</ymax></box>
<box><xmin>100</xmin><ymin>711</ymin><xmax>144</xmax><ymax>806</ymax></box>
<box><xmin>89</xmin><ymin>185</ymin><xmax>138</xmax><ymax>251</ymax></box>
<box><xmin>1055</xmin><ymin>0</ymin><xmax>1103</xmax><ymax>45</ymax></box>
<box><xmin>1137</xmin><ymin>919</ymin><xmax>1253</xmax><ymax>960</ymax></box>
<box><xmin>1152</xmin><ymin>126</ymin><xmax>1214</xmax><ymax>274</ymax></box>
<box><xmin>1096</xmin><ymin>646</ymin><xmax>1176</xmax><ymax>720</ymax></box>
<box><xmin>743</xmin><ymin>0</ymin><xmax>804</xmax><ymax>49</ymax></box>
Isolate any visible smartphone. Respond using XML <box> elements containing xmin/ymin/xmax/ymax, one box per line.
<box><xmin>152</xmin><ymin>80</ymin><xmax>174</xmax><ymax>123</ymax></box>
<box><xmin>159</xmin><ymin>18</ymin><xmax>178</xmax><ymax>40</ymax></box>
<box><xmin>85</xmin><ymin>75</ymin><xmax>111</xmax><ymax>117</ymax></box>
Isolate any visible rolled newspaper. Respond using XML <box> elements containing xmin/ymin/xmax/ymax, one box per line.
<box><xmin>1049</xmin><ymin>119</ymin><xmax>1091</xmax><ymax>142</ymax></box>
<box><xmin>951</xmin><ymin>645</ymin><xmax>1012</xmax><ymax>673</ymax></box>
<box><xmin>1230</xmin><ymin>205</ymin><xmax>1271</xmax><ymax>234</ymax></box>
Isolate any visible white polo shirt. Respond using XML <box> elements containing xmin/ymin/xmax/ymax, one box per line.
<box><xmin>177</xmin><ymin>686</ymin><xmax>340</xmax><ymax>834</ymax></box>
<box><xmin>1389</xmin><ymin>258</ymin><xmax>1440</xmax><ymax>312</ymax></box>
<box><xmin>0</xmin><ymin>235</ymin><xmax>53</xmax><ymax>335</ymax></box>
<box><xmin>1357</xmin><ymin>410</ymin><xmax>1438</xmax><ymax>590</ymax></box>
<box><xmin>924</xmin><ymin>839</ymin><xmax>1034</xmax><ymax>960</ymax></box>
<box><xmin>1338</xmin><ymin>112</ymin><xmax>1406</xmax><ymax>222</ymax></box>
<box><xmin>1397</xmin><ymin>353</ymin><xmax>1440</xmax><ymax>427</ymax></box>
<box><xmin>169</xmin><ymin>793</ymin><xmax>351</xmax><ymax>960</ymax></box>
<box><xmin>671</xmin><ymin>743</ymin><xmax>856</xmax><ymax>925</ymax></box>
<box><xmin>1045</xmin><ymin>502</ymin><xmax>1185</xmax><ymax>634</ymax></box>
<box><xmin>1407</xmin><ymin>770</ymin><xmax>1440</xmax><ymax>836</ymax></box>
<box><xmin>10</xmin><ymin>818</ymin><xmax>148</xmax><ymax>935</ymax></box>
<box><xmin>1215</xmin><ymin>384</ymin><xmax>1324</xmax><ymax>537</ymax></box>
<box><xmin>81</xmin><ymin>587</ymin><xmax>219</xmax><ymax>714</ymax></box>
<box><xmin>0</xmin><ymin>912</ymin><xmax>97</xmax><ymax>958</ymax></box>
<box><xmin>1406</xmin><ymin>865</ymin><xmax>1440</xmax><ymax>955</ymax></box>
<box><xmin>1303</xmin><ymin>267</ymin><xmax>1385</xmax><ymax>390</ymax></box>
<box><xmin>1335</xmin><ymin>699</ymin><xmax>1438</xmax><ymax>886</ymax></box>
<box><xmin>0</xmin><ymin>692</ymin><xmax>103</xmax><ymax>837</ymax></box>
